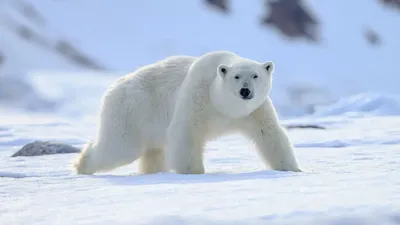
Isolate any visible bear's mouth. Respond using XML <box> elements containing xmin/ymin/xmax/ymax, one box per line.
<box><xmin>241</xmin><ymin>95</ymin><xmax>253</xmax><ymax>100</ymax></box>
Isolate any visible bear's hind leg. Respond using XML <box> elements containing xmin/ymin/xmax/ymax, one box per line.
<box><xmin>73</xmin><ymin>97</ymin><xmax>144</xmax><ymax>175</ymax></box>
<box><xmin>74</xmin><ymin>137</ymin><xmax>144</xmax><ymax>175</ymax></box>
<box><xmin>137</xmin><ymin>148</ymin><xmax>166</xmax><ymax>174</ymax></box>
<box><xmin>74</xmin><ymin>142</ymin><xmax>98</xmax><ymax>175</ymax></box>
<box><xmin>74</xmin><ymin>141</ymin><xmax>143</xmax><ymax>175</ymax></box>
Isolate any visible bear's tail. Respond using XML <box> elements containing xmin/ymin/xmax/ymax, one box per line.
<box><xmin>73</xmin><ymin>142</ymin><xmax>97</xmax><ymax>175</ymax></box>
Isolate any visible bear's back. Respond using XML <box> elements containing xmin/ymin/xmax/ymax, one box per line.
<box><xmin>134</xmin><ymin>55</ymin><xmax>196</xmax><ymax>92</ymax></box>
<box><xmin>105</xmin><ymin>55</ymin><xmax>197</xmax><ymax>147</ymax></box>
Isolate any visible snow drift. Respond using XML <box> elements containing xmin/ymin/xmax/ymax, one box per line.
<box><xmin>314</xmin><ymin>93</ymin><xmax>400</xmax><ymax>117</ymax></box>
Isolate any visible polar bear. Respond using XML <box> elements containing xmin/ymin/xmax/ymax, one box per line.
<box><xmin>73</xmin><ymin>50</ymin><xmax>301</xmax><ymax>175</ymax></box>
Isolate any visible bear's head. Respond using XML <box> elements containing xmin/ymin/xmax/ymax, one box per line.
<box><xmin>210</xmin><ymin>59</ymin><xmax>275</xmax><ymax>118</ymax></box>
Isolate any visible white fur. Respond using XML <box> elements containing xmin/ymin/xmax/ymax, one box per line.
<box><xmin>73</xmin><ymin>50</ymin><xmax>301</xmax><ymax>175</ymax></box>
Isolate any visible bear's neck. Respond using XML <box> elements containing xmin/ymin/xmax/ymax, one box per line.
<box><xmin>209</xmin><ymin>78</ymin><xmax>240</xmax><ymax>118</ymax></box>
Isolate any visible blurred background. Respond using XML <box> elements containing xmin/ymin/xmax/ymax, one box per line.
<box><xmin>1</xmin><ymin>0</ymin><xmax>399</xmax><ymax>120</ymax></box>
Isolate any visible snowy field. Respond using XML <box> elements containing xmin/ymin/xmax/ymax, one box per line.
<box><xmin>1</xmin><ymin>72</ymin><xmax>400</xmax><ymax>225</ymax></box>
<box><xmin>1</xmin><ymin>0</ymin><xmax>400</xmax><ymax>224</ymax></box>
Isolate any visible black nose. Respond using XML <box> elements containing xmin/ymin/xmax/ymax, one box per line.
<box><xmin>239</xmin><ymin>88</ymin><xmax>252</xmax><ymax>99</ymax></box>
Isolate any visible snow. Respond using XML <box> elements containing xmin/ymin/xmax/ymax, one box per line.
<box><xmin>313</xmin><ymin>93</ymin><xmax>400</xmax><ymax>117</ymax></box>
<box><xmin>1</xmin><ymin>0</ymin><xmax>400</xmax><ymax>224</ymax></box>
<box><xmin>1</xmin><ymin>73</ymin><xmax>400</xmax><ymax>224</ymax></box>
<box><xmin>0</xmin><ymin>0</ymin><xmax>107</xmax><ymax>112</ymax></box>
<box><xmin>1</xmin><ymin>110</ymin><xmax>400</xmax><ymax>224</ymax></box>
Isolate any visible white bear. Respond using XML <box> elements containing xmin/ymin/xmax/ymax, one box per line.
<box><xmin>73</xmin><ymin>50</ymin><xmax>301</xmax><ymax>175</ymax></box>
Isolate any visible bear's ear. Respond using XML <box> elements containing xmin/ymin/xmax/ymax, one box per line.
<box><xmin>262</xmin><ymin>61</ymin><xmax>275</xmax><ymax>74</ymax></box>
<box><xmin>217</xmin><ymin>64</ymin><xmax>228</xmax><ymax>78</ymax></box>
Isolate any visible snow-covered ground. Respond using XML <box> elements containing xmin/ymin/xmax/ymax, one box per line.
<box><xmin>1</xmin><ymin>104</ymin><xmax>400</xmax><ymax>225</ymax></box>
<box><xmin>1</xmin><ymin>71</ymin><xmax>400</xmax><ymax>224</ymax></box>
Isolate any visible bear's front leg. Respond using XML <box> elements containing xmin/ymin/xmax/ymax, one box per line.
<box><xmin>165</xmin><ymin>120</ymin><xmax>206</xmax><ymax>174</ymax></box>
<box><xmin>242</xmin><ymin>100</ymin><xmax>302</xmax><ymax>172</ymax></box>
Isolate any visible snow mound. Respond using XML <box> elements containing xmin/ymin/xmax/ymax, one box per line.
<box><xmin>0</xmin><ymin>75</ymin><xmax>60</xmax><ymax>112</ymax></box>
<box><xmin>313</xmin><ymin>93</ymin><xmax>400</xmax><ymax>117</ymax></box>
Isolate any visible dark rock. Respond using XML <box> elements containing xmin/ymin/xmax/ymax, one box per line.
<box><xmin>261</xmin><ymin>0</ymin><xmax>320</xmax><ymax>42</ymax></box>
<box><xmin>284</xmin><ymin>124</ymin><xmax>326</xmax><ymax>130</ymax></box>
<box><xmin>364</xmin><ymin>28</ymin><xmax>381</xmax><ymax>46</ymax></box>
<box><xmin>11</xmin><ymin>141</ymin><xmax>81</xmax><ymax>157</ymax></box>
<box><xmin>204</xmin><ymin>0</ymin><xmax>230</xmax><ymax>13</ymax></box>
<box><xmin>379</xmin><ymin>0</ymin><xmax>400</xmax><ymax>11</ymax></box>
<box><xmin>0</xmin><ymin>51</ymin><xmax>4</xmax><ymax>66</ymax></box>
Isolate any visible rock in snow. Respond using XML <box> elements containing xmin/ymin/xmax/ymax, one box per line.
<box><xmin>11</xmin><ymin>141</ymin><xmax>80</xmax><ymax>157</ymax></box>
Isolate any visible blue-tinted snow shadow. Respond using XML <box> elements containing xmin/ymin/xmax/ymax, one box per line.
<box><xmin>96</xmin><ymin>170</ymin><xmax>300</xmax><ymax>186</ymax></box>
<box><xmin>294</xmin><ymin>139</ymin><xmax>400</xmax><ymax>148</ymax></box>
<box><xmin>0</xmin><ymin>171</ymin><xmax>37</xmax><ymax>178</ymax></box>
<box><xmin>142</xmin><ymin>211</ymin><xmax>400</xmax><ymax>225</ymax></box>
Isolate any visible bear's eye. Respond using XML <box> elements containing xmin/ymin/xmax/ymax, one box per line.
<box><xmin>220</xmin><ymin>67</ymin><xmax>227</xmax><ymax>74</ymax></box>
<box><xmin>234</xmin><ymin>75</ymin><xmax>240</xmax><ymax>80</ymax></box>
<box><xmin>253</xmin><ymin>75</ymin><xmax>258</xmax><ymax>79</ymax></box>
